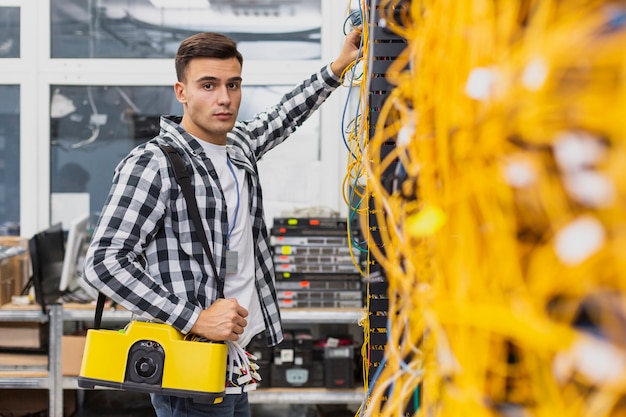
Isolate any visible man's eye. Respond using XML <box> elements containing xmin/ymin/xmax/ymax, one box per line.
<box><xmin>203</xmin><ymin>84</ymin><xmax>214</xmax><ymax>90</ymax></box>
<box><xmin>228</xmin><ymin>83</ymin><xmax>240</xmax><ymax>89</ymax></box>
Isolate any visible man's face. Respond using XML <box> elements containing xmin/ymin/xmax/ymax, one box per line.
<box><xmin>174</xmin><ymin>57</ymin><xmax>242</xmax><ymax>145</ymax></box>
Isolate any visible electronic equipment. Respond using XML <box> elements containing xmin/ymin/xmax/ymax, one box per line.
<box><xmin>271</xmin><ymin>225</ymin><xmax>348</xmax><ymax>237</ymax></box>
<box><xmin>78</xmin><ymin>321</ymin><xmax>228</xmax><ymax>403</ymax></box>
<box><xmin>271</xmin><ymin>329</ymin><xmax>324</xmax><ymax>388</ymax></box>
<box><xmin>59</xmin><ymin>213</ymin><xmax>89</xmax><ymax>292</ymax></box>
<box><xmin>270</xmin><ymin>235</ymin><xmax>351</xmax><ymax>247</ymax></box>
<box><xmin>28</xmin><ymin>223</ymin><xmax>65</xmax><ymax>312</ymax></box>
<box><xmin>270</xmin><ymin>216</ymin><xmax>365</xmax><ymax>308</ymax></box>
<box><xmin>273</xmin><ymin>244</ymin><xmax>355</xmax><ymax>256</ymax></box>
<box><xmin>274</xmin><ymin>254</ymin><xmax>355</xmax><ymax>265</ymax></box>
<box><xmin>323</xmin><ymin>345</ymin><xmax>354</xmax><ymax>388</ymax></box>
<box><xmin>272</xmin><ymin>217</ymin><xmax>349</xmax><ymax>229</ymax></box>
<box><xmin>1</xmin><ymin>224</ymin><xmax>64</xmax><ymax>352</ymax></box>
<box><xmin>274</xmin><ymin>262</ymin><xmax>359</xmax><ymax>274</ymax></box>
<box><xmin>276</xmin><ymin>272</ymin><xmax>360</xmax><ymax>281</ymax></box>
<box><xmin>275</xmin><ymin>278</ymin><xmax>361</xmax><ymax>291</ymax></box>
<box><xmin>270</xmin><ymin>361</ymin><xmax>324</xmax><ymax>388</ymax></box>
<box><xmin>278</xmin><ymin>298</ymin><xmax>362</xmax><ymax>308</ymax></box>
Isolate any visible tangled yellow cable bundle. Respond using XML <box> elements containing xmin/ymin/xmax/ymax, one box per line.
<box><xmin>349</xmin><ymin>1</ymin><xmax>626</xmax><ymax>416</ymax></box>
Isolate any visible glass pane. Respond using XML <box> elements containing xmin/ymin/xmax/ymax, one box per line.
<box><xmin>239</xmin><ymin>85</ymin><xmax>320</xmax><ymax>163</ymax></box>
<box><xmin>0</xmin><ymin>85</ymin><xmax>20</xmax><ymax>235</ymax></box>
<box><xmin>49</xmin><ymin>83</ymin><xmax>319</xmax><ymax>228</ymax></box>
<box><xmin>50</xmin><ymin>85</ymin><xmax>180</xmax><ymax>228</ymax></box>
<box><xmin>51</xmin><ymin>0</ymin><xmax>321</xmax><ymax>59</ymax></box>
<box><xmin>0</xmin><ymin>7</ymin><xmax>20</xmax><ymax>58</ymax></box>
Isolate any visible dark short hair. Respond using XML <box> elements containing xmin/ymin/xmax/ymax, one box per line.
<box><xmin>175</xmin><ymin>32</ymin><xmax>243</xmax><ymax>82</ymax></box>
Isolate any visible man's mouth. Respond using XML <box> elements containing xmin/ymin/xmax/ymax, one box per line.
<box><xmin>215</xmin><ymin>112</ymin><xmax>232</xmax><ymax>120</ymax></box>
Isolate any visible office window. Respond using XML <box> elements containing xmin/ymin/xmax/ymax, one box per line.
<box><xmin>0</xmin><ymin>85</ymin><xmax>20</xmax><ymax>234</ymax></box>
<box><xmin>239</xmin><ymin>85</ymin><xmax>320</xmax><ymax>162</ymax></box>
<box><xmin>49</xmin><ymin>85</ymin><xmax>179</xmax><ymax>227</ymax></box>
<box><xmin>51</xmin><ymin>0</ymin><xmax>321</xmax><ymax>59</ymax></box>
<box><xmin>0</xmin><ymin>7</ymin><xmax>20</xmax><ymax>58</ymax></box>
<box><xmin>49</xmin><ymin>83</ymin><xmax>319</xmax><ymax>227</ymax></box>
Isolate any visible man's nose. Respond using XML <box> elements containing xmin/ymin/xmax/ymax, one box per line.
<box><xmin>217</xmin><ymin>86</ymin><xmax>231</xmax><ymax>105</ymax></box>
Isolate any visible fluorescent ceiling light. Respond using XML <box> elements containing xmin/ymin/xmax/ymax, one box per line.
<box><xmin>149</xmin><ymin>0</ymin><xmax>209</xmax><ymax>8</ymax></box>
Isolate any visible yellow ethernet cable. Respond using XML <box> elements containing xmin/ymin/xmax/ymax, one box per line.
<box><xmin>350</xmin><ymin>1</ymin><xmax>626</xmax><ymax>417</ymax></box>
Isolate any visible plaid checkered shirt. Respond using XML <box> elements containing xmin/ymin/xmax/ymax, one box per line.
<box><xmin>83</xmin><ymin>64</ymin><xmax>341</xmax><ymax>346</ymax></box>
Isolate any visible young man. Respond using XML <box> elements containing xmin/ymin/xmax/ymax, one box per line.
<box><xmin>82</xmin><ymin>30</ymin><xmax>361</xmax><ymax>417</ymax></box>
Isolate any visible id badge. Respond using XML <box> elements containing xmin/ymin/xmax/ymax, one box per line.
<box><xmin>226</xmin><ymin>250</ymin><xmax>238</xmax><ymax>274</ymax></box>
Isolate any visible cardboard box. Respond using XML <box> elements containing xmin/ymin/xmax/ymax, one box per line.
<box><xmin>0</xmin><ymin>322</ymin><xmax>48</xmax><ymax>351</ymax></box>
<box><xmin>0</xmin><ymin>389</ymin><xmax>76</xmax><ymax>416</ymax></box>
<box><xmin>0</xmin><ymin>236</ymin><xmax>30</xmax><ymax>306</ymax></box>
<box><xmin>62</xmin><ymin>335</ymin><xmax>86</xmax><ymax>376</ymax></box>
<box><xmin>0</xmin><ymin>352</ymin><xmax>48</xmax><ymax>370</ymax></box>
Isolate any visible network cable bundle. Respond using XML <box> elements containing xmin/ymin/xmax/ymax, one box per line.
<box><xmin>270</xmin><ymin>217</ymin><xmax>364</xmax><ymax>309</ymax></box>
<box><xmin>339</xmin><ymin>0</ymin><xmax>626</xmax><ymax>417</ymax></box>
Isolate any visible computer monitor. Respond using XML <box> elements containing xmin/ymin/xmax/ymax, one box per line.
<box><xmin>59</xmin><ymin>213</ymin><xmax>89</xmax><ymax>292</ymax></box>
<box><xmin>30</xmin><ymin>222</ymin><xmax>65</xmax><ymax>311</ymax></box>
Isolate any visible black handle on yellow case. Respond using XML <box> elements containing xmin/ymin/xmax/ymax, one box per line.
<box><xmin>94</xmin><ymin>291</ymin><xmax>106</xmax><ymax>329</ymax></box>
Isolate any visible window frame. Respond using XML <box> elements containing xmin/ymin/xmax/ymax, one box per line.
<box><xmin>8</xmin><ymin>0</ymin><xmax>351</xmax><ymax>237</ymax></box>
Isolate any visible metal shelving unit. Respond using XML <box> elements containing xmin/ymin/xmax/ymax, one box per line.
<box><xmin>61</xmin><ymin>306</ymin><xmax>365</xmax><ymax>325</ymax></box>
<box><xmin>0</xmin><ymin>304</ymin><xmax>365</xmax><ymax>415</ymax></box>
<box><xmin>248</xmin><ymin>387</ymin><xmax>363</xmax><ymax>404</ymax></box>
<box><xmin>0</xmin><ymin>303</ymin><xmax>63</xmax><ymax>416</ymax></box>
<box><xmin>62</xmin><ymin>306</ymin><xmax>365</xmax><ymax>404</ymax></box>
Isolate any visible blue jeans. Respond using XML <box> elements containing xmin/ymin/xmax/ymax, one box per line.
<box><xmin>150</xmin><ymin>393</ymin><xmax>250</xmax><ymax>417</ymax></box>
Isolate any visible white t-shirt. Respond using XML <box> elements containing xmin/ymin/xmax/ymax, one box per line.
<box><xmin>199</xmin><ymin>140</ymin><xmax>264</xmax><ymax>348</ymax></box>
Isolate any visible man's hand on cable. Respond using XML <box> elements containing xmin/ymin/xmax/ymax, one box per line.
<box><xmin>190</xmin><ymin>298</ymin><xmax>248</xmax><ymax>341</ymax></box>
<box><xmin>331</xmin><ymin>27</ymin><xmax>363</xmax><ymax>77</ymax></box>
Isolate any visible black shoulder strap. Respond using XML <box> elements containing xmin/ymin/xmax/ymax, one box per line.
<box><xmin>159</xmin><ymin>144</ymin><xmax>224</xmax><ymax>299</ymax></box>
<box><xmin>93</xmin><ymin>144</ymin><xmax>224</xmax><ymax>329</ymax></box>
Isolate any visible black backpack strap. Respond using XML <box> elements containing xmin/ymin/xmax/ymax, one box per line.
<box><xmin>92</xmin><ymin>144</ymin><xmax>225</xmax><ymax>327</ymax></box>
<box><xmin>159</xmin><ymin>144</ymin><xmax>225</xmax><ymax>299</ymax></box>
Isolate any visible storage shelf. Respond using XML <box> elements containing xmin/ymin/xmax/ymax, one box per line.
<box><xmin>281</xmin><ymin>308</ymin><xmax>364</xmax><ymax>324</ymax></box>
<box><xmin>0</xmin><ymin>307</ymin><xmax>47</xmax><ymax>322</ymax></box>
<box><xmin>0</xmin><ymin>303</ymin><xmax>365</xmax><ymax>414</ymax></box>
<box><xmin>0</xmin><ymin>375</ymin><xmax>49</xmax><ymax>389</ymax></box>
<box><xmin>62</xmin><ymin>378</ymin><xmax>364</xmax><ymax>404</ymax></box>
<box><xmin>0</xmin><ymin>304</ymin><xmax>63</xmax><ymax>415</ymax></box>
<box><xmin>62</xmin><ymin>306</ymin><xmax>131</xmax><ymax>322</ymax></box>
<box><xmin>61</xmin><ymin>305</ymin><xmax>365</xmax><ymax>325</ymax></box>
<box><xmin>247</xmin><ymin>387</ymin><xmax>363</xmax><ymax>404</ymax></box>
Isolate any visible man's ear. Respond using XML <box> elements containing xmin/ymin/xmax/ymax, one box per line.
<box><xmin>174</xmin><ymin>81</ymin><xmax>186</xmax><ymax>103</ymax></box>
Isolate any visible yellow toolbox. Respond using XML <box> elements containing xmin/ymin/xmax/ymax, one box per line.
<box><xmin>78</xmin><ymin>321</ymin><xmax>227</xmax><ymax>404</ymax></box>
